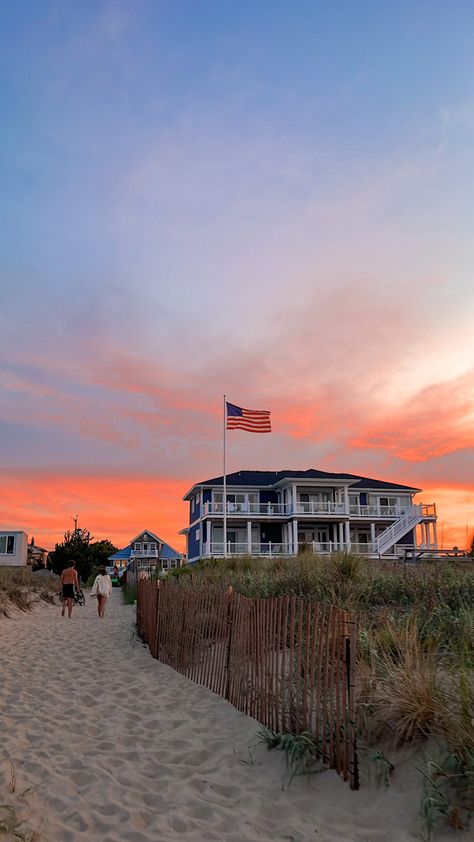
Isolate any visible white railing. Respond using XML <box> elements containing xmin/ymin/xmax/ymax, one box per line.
<box><xmin>204</xmin><ymin>502</ymin><xmax>288</xmax><ymax>515</ymax></box>
<box><xmin>349</xmin><ymin>504</ymin><xmax>405</xmax><ymax>518</ymax></box>
<box><xmin>376</xmin><ymin>505</ymin><xmax>424</xmax><ymax>555</ymax></box>
<box><xmin>131</xmin><ymin>548</ymin><xmax>159</xmax><ymax>557</ymax></box>
<box><xmin>203</xmin><ymin>500</ymin><xmax>429</xmax><ymax>519</ymax></box>
<box><xmin>202</xmin><ymin>541</ymin><xmax>380</xmax><ymax>557</ymax></box>
<box><xmin>201</xmin><ymin>540</ymin><xmax>418</xmax><ymax>558</ymax></box>
<box><xmin>295</xmin><ymin>501</ymin><xmax>347</xmax><ymax>515</ymax></box>
<box><xmin>204</xmin><ymin>501</ymin><xmax>349</xmax><ymax>516</ymax></box>
<box><xmin>204</xmin><ymin>542</ymin><xmax>292</xmax><ymax>557</ymax></box>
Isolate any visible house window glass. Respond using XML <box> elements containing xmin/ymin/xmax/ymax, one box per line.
<box><xmin>0</xmin><ymin>535</ymin><xmax>15</xmax><ymax>554</ymax></box>
<box><xmin>134</xmin><ymin>542</ymin><xmax>141</xmax><ymax>550</ymax></box>
<box><xmin>195</xmin><ymin>529</ymin><xmax>200</xmax><ymax>541</ymax></box>
<box><xmin>379</xmin><ymin>497</ymin><xmax>398</xmax><ymax>508</ymax></box>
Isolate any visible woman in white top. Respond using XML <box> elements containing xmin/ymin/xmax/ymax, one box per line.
<box><xmin>91</xmin><ymin>567</ymin><xmax>113</xmax><ymax>618</ymax></box>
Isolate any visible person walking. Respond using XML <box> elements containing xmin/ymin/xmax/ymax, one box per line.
<box><xmin>91</xmin><ymin>567</ymin><xmax>113</xmax><ymax>618</ymax></box>
<box><xmin>60</xmin><ymin>561</ymin><xmax>80</xmax><ymax>618</ymax></box>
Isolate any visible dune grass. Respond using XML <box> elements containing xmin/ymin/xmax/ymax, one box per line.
<box><xmin>0</xmin><ymin>567</ymin><xmax>57</xmax><ymax>617</ymax></box>
<box><xmin>168</xmin><ymin>553</ymin><xmax>473</xmax><ymax>834</ymax></box>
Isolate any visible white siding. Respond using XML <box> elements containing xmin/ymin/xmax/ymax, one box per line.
<box><xmin>0</xmin><ymin>532</ymin><xmax>28</xmax><ymax>566</ymax></box>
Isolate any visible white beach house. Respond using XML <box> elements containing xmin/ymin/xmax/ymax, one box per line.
<box><xmin>0</xmin><ymin>531</ymin><xmax>28</xmax><ymax>566</ymax></box>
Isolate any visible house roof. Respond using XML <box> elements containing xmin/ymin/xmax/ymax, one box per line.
<box><xmin>183</xmin><ymin>469</ymin><xmax>420</xmax><ymax>498</ymax></box>
<box><xmin>108</xmin><ymin>530</ymin><xmax>182</xmax><ymax>562</ymax></box>
<box><xmin>108</xmin><ymin>546</ymin><xmax>132</xmax><ymax>561</ymax></box>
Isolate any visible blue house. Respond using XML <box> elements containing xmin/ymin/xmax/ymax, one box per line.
<box><xmin>181</xmin><ymin>469</ymin><xmax>438</xmax><ymax>563</ymax></box>
<box><xmin>108</xmin><ymin>529</ymin><xmax>183</xmax><ymax>575</ymax></box>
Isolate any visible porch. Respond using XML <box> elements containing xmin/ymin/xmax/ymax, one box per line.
<box><xmin>200</xmin><ymin>540</ymin><xmax>426</xmax><ymax>559</ymax></box>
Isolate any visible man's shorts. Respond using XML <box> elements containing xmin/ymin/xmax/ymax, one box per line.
<box><xmin>62</xmin><ymin>584</ymin><xmax>75</xmax><ymax>599</ymax></box>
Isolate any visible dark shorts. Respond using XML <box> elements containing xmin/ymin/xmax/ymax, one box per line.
<box><xmin>62</xmin><ymin>584</ymin><xmax>74</xmax><ymax>599</ymax></box>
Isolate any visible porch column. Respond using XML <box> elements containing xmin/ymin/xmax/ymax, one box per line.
<box><xmin>343</xmin><ymin>485</ymin><xmax>349</xmax><ymax>514</ymax></box>
<box><xmin>370</xmin><ymin>522</ymin><xmax>376</xmax><ymax>548</ymax></box>
<box><xmin>432</xmin><ymin>520</ymin><xmax>438</xmax><ymax>549</ymax></box>
<box><xmin>338</xmin><ymin>522</ymin><xmax>344</xmax><ymax>548</ymax></box>
<box><xmin>425</xmin><ymin>522</ymin><xmax>431</xmax><ymax>548</ymax></box>
<box><xmin>344</xmin><ymin>521</ymin><xmax>350</xmax><ymax>548</ymax></box>
<box><xmin>247</xmin><ymin>521</ymin><xmax>252</xmax><ymax>555</ymax></box>
<box><xmin>292</xmin><ymin>520</ymin><xmax>298</xmax><ymax>555</ymax></box>
<box><xmin>291</xmin><ymin>484</ymin><xmax>297</xmax><ymax>514</ymax></box>
<box><xmin>421</xmin><ymin>523</ymin><xmax>427</xmax><ymax>546</ymax></box>
<box><xmin>207</xmin><ymin>522</ymin><xmax>211</xmax><ymax>556</ymax></box>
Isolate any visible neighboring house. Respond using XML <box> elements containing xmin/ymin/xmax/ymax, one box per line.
<box><xmin>0</xmin><ymin>531</ymin><xmax>28</xmax><ymax>566</ymax></box>
<box><xmin>27</xmin><ymin>537</ymin><xmax>49</xmax><ymax>568</ymax></box>
<box><xmin>108</xmin><ymin>530</ymin><xmax>183</xmax><ymax>577</ymax></box>
<box><xmin>181</xmin><ymin>469</ymin><xmax>438</xmax><ymax>563</ymax></box>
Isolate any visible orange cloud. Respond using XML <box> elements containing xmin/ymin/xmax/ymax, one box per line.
<box><xmin>416</xmin><ymin>485</ymin><xmax>474</xmax><ymax>549</ymax></box>
<box><xmin>351</xmin><ymin>370</ymin><xmax>474</xmax><ymax>461</ymax></box>
<box><xmin>0</xmin><ymin>472</ymin><xmax>190</xmax><ymax>552</ymax></box>
<box><xmin>1</xmin><ymin>471</ymin><xmax>472</xmax><ymax>553</ymax></box>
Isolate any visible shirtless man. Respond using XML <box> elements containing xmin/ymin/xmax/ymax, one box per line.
<box><xmin>60</xmin><ymin>561</ymin><xmax>80</xmax><ymax>618</ymax></box>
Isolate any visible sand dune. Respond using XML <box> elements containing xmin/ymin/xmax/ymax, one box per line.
<box><xmin>0</xmin><ymin>591</ymin><xmax>453</xmax><ymax>841</ymax></box>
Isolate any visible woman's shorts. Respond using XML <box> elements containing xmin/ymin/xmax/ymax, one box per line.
<box><xmin>62</xmin><ymin>584</ymin><xmax>75</xmax><ymax>599</ymax></box>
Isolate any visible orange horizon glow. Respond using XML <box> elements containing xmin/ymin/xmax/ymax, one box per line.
<box><xmin>0</xmin><ymin>470</ymin><xmax>471</xmax><ymax>553</ymax></box>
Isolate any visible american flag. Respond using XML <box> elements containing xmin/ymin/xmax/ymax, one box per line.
<box><xmin>226</xmin><ymin>401</ymin><xmax>272</xmax><ymax>433</ymax></box>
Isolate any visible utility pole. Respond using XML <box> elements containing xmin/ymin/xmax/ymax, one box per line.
<box><xmin>73</xmin><ymin>515</ymin><xmax>78</xmax><ymax>537</ymax></box>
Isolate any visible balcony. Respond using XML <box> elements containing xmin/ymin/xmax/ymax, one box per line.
<box><xmin>204</xmin><ymin>501</ymin><xmax>287</xmax><ymax>516</ymax></box>
<box><xmin>203</xmin><ymin>501</ymin><xmax>349</xmax><ymax>517</ymax></box>
<box><xmin>201</xmin><ymin>501</ymin><xmax>437</xmax><ymax>522</ymax></box>
<box><xmin>130</xmin><ymin>548</ymin><xmax>159</xmax><ymax>557</ymax></box>
<box><xmin>203</xmin><ymin>540</ymin><xmax>350</xmax><ymax>557</ymax></box>
<box><xmin>202</xmin><ymin>540</ymin><xmax>417</xmax><ymax>558</ymax></box>
<box><xmin>350</xmin><ymin>504</ymin><xmax>405</xmax><ymax>518</ymax></box>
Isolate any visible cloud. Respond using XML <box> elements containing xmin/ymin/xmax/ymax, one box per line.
<box><xmin>351</xmin><ymin>369</ymin><xmax>474</xmax><ymax>461</ymax></box>
<box><xmin>0</xmin><ymin>471</ymin><xmax>188</xmax><ymax>552</ymax></box>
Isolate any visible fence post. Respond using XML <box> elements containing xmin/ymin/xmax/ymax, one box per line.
<box><xmin>153</xmin><ymin>579</ymin><xmax>161</xmax><ymax>660</ymax></box>
<box><xmin>346</xmin><ymin>621</ymin><xmax>359</xmax><ymax>790</ymax></box>
<box><xmin>224</xmin><ymin>585</ymin><xmax>234</xmax><ymax>700</ymax></box>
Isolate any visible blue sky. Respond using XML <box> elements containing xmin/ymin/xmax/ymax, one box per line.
<box><xmin>1</xmin><ymin>1</ymin><xmax>473</xmax><ymax>546</ymax></box>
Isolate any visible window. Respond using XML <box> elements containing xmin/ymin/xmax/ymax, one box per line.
<box><xmin>195</xmin><ymin>529</ymin><xmax>200</xmax><ymax>541</ymax></box>
<box><xmin>134</xmin><ymin>542</ymin><xmax>141</xmax><ymax>551</ymax></box>
<box><xmin>196</xmin><ymin>492</ymin><xmax>200</xmax><ymax>506</ymax></box>
<box><xmin>213</xmin><ymin>491</ymin><xmax>259</xmax><ymax>512</ymax></box>
<box><xmin>0</xmin><ymin>535</ymin><xmax>15</xmax><ymax>554</ymax></box>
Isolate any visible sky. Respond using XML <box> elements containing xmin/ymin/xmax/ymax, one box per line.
<box><xmin>1</xmin><ymin>0</ymin><xmax>473</xmax><ymax>552</ymax></box>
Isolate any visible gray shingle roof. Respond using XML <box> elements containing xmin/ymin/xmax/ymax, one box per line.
<box><xmin>185</xmin><ymin>469</ymin><xmax>420</xmax><ymax>495</ymax></box>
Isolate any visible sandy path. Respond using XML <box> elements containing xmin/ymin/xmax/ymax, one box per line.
<box><xmin>0</xmin><ymin>591</ymin><xmax>444</xmax><ymax>842</ymax></box>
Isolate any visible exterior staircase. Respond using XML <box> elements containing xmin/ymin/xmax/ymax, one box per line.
<box><xmin>376</xmin><ymin>504</ymin><xmax>424</xmax><ymax>555</ymax></box>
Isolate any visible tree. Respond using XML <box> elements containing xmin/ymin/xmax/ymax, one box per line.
<box><xmin>49</xmin><ymin>528</ymin><xmax>117</xmax><ymax>584</ymax></box>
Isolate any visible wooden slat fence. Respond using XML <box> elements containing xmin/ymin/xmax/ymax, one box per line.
<box><xmin>137</xmin><ymin>580</ymin><xmax>358</xmax><ymax>788</ymax></box>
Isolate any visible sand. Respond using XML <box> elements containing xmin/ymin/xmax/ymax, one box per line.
<box><xmin>0</xmin><ymin>590</ymin><xmax>454</xmax><ymax>842</ymax></box>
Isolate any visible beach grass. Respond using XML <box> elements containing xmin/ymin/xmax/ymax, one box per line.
<box><xmin>0</xmin><ymin>567</ymin><xmax>57</xmax><ymax>617</ymax></box>
<box><xmin>168</xmin><ymin>553</ymin><xmax>474</xmax><ymax>833</ymax></box>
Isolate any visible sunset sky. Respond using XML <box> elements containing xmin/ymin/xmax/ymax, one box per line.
<box><xmin>1</xmin><ymin>1</ymin><xmax>473</xmax><ymax>552</ymax></box>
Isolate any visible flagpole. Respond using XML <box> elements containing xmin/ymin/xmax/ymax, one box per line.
<box><xmin>223</xmin><ymin>394</ymin><xmax>227</xmax><ymax>558</ymax></box>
